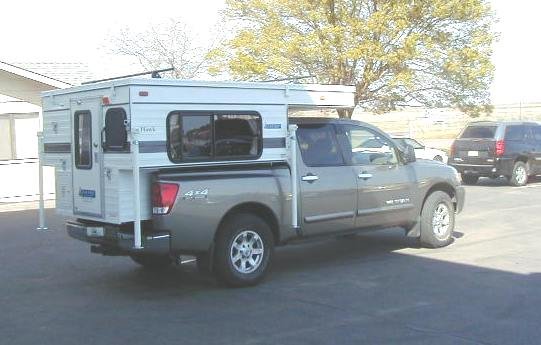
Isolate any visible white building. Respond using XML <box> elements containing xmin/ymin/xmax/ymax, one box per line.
<box><xmin>0</xmin><ymin>61</ymin><xmax>91</xmax><ymax>202</ymax></box>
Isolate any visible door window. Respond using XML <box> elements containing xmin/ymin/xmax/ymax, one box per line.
<box><xmin>74</xmin><ymin>111</ymin><xmax>92</xmax><ymax>169</ymax></box>
<box><xmin>296</xmin><ymin>124</ymin><xmax>344</xmax><ymax>167</ymax></box>
<box><xmin>337</xmin><ymin>125</ymin><xmax>398</xmax><ymax>166</ymax></box>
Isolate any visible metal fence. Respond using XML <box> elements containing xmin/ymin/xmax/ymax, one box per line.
<box><xmin>353</xmin><ymin>103</ymin><xmax>541</xmax><ymax>150</ymax></box>
<box><xmin>0</xmin><ymin>158</ymin><xmax>55</xmax><ymax>203</ymax></box>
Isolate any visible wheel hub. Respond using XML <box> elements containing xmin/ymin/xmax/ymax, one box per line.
<box><xmin>432</xmin><ymin>203</ymin><xmax>450</xmax><ymax>238</ymax></box>
<box><xmin>230</xmin><ymin>230</ymin><xmax>264</xmax><ymax>274</ymax></box>
<box><xmin>516</xmin><ymin>166</ymin><xmax>527</xmax><ymax>184</ymax></box>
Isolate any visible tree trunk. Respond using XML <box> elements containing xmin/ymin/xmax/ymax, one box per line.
<box><xmin>337</xmin><ymin>108</ymin><xmax>354</xmax><ymax>118</ymax></box>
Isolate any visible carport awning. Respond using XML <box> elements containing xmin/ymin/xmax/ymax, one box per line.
<box><xmin>0</xmin><ymin>61</ymin><xmax>71</xmax><ymax>106</ymax></box>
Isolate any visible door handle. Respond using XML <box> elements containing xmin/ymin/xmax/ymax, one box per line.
<box><xmin>358</xmin><ymin>173</ymin><xmax>373</xmax><ymax>180</ymax></box>
<box><xmin>302</xmin><ymin>174</ymin><xmax>319</xmax><ymax>182</ymax></box>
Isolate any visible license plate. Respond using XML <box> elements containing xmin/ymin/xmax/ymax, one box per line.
<box><xmin>467</xmin><ymin>151</ymin><xmax>479</xmax><ymax>157</ymax></box>
<box><xmin>86</xmin><ymin>227</ymin><xmax>105</xmax><ymax>237</ymax></box>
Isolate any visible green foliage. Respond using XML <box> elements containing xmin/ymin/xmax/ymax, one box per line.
<box><xmin>211</xmin><ymin>0</ymin><xmax>496</xmax><ymax>117</ymax></box>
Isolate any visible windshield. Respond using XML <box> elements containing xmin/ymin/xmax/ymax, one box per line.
<box><xmin>460</xmin><ymin>126</ymin><xmax>497</xmax><ymax>139</ymax></box>
<box><xmin>393</xmin><ymin>138</ymin><xmax>424</xmax><ymax>149</ymax></box>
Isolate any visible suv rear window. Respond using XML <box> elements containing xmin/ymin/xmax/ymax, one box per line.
<box><xmin>460</xmin><ymin>126</ymin><xmax>497</xmax><ymax>139</ymax></box>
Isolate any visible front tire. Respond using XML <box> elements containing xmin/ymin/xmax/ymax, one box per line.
<box><xmin>461</xmin><ymin>174</ymin><xmax>479</xmax><ymax>185</ymax></box>
<box><xmin>508</xmin><ymin>161</ymin><xmax>528</xmax><ymax>187</ymax></box>
<box><xmin>214</xmin><ymin>213</ymin><xmax>274</xmax><ymax>287</ymax></box>
<box><xmin>420</xmin><ymin>191</ymin><xmax>455</xmax><ymax>248</ymax></box>
<box><xmin>130</xmin><ymin>254</ymin><xmax>172</xmax><ymax>269</ymax></box>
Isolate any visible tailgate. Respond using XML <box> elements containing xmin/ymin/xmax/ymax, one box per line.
<box><xmin>452</xmin><ymin>139</ymin><xmax>496</xmax><ymax>164</ymax></box>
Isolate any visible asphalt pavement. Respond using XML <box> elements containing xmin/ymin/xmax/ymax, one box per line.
<box><xmin>1</xmin><ymin>177</ymin><xmax>541</xmax><ymax>345</ymax></box>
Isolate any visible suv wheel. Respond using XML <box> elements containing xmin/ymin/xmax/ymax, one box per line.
<box><xmin>420</xmin><ymin>191</ymin><xmax>455</xmax><ymax>248</ymax></box>
<box><xmin>508</xmin><ymin>161</ymin><xmax>528</xmax><ymax>187</ymax></box>
<box><xmin>130</xmin><ymin>254</ymin><xmax>172</xmax><ymax>269</ymax></box>
<box><xmin>214</xmin><ymin>213</ymin><xmax>274</xmax><ymax>287</ymax></box>
<box><xmin>461</xmin><ymin>174</ymin><xmax>479</xmax><ymax>185</ymax></box>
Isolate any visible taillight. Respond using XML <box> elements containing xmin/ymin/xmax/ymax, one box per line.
<box><xmin>152</xmin><ymin>182</ymin><xmax>179</xmax><ymax>215</ymax></box>
<box><xmin>450</xmin><ymin>141</ymin><xmax>456</xmax><ymax>157</ymax></box>
<box><xmin>495</xmin><ymin>140</ymin><xmax>505</xmax><ymax>156</ymax></box>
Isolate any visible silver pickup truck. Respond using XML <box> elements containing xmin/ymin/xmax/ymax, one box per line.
<box><xmin>72</xmin><ymin>117</ymin><xmax>464</xmax><ymax>287</ymax></box>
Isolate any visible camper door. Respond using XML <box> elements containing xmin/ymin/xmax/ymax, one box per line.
<box><xmin>71</xmin><ymin>98</ymin><xmax>103</xmax><ymax>218</ymax></box>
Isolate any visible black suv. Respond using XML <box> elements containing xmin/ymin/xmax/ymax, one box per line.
<box><xmin>449</xmin><ymin>121</ymin><xmax>541</xmax><ymax>186</ymax></box>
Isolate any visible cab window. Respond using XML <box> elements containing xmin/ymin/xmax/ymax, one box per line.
<box><xmin>296</xmin><ymin>124</ymin><xmax>344</xmax><ymax>167</ymax></box>
<box><xmin>337</xmin><ymin>125</ymin><xmax>398</xmax><ymax>166</ymax></box>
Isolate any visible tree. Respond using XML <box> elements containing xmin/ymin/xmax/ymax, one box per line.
<box><xmin>112</xmin><ymin>19</ymin><xmax>219</xmax><ymax>79</ymax></box>
<box><xmin>210</xmin><ymin>0</ymin><xmax>496</xmax><ymax>117</ymax></box>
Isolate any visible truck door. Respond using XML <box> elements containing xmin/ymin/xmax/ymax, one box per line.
<box><xmin>71</xmin><ymin>98</ymin><xmax>103</xmax><ymax>218</ymax></box>
<box><xmin>335</xmin><ymin>124</ymin><xmax>416</xmax><ymax>229</ymax></box>
<box><xmin>296</xmin><ymin>124</ymin><xmax>357</xmax><ymax>236</ymax></box>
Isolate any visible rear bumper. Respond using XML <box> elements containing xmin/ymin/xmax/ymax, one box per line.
<box><xmin>450</xmin><ymin>158</ymin><xmax>514</xmax><ymax>177</ymax></box>
<box><xmin>67</xmin><ymin>222</ymin><xmax>170</xmax><ymax>255</ymax></box>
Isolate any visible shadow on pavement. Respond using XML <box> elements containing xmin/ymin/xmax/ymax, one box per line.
<box><xmin>473</xmin><ymin>175</ymin><xmax>541</xmax><ymax>187</ymax></box>
<box><xmin>2</xmin><ymin>209</ymin><xmax>541</xmax><ymax>344</ymax></box>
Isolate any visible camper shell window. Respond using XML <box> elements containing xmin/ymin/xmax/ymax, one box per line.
<box><xmin>103</xmin><ymin>108</ymin><xmax>129</xmax><ymax>152</ymax></box>
<box><xmin>167</xmin><ymin>111</ymin><xmax>262</xmax><ymax>163</ymax></box>
<box><xmin>74</xmin><ymin>111</ymin><xmax>92</xmax><ymax>169</ymax></box>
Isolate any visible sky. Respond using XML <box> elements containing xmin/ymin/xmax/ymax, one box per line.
<box><xmin>0</xmin><ymin>0</ymin><xmax>539</xmax><ymax>105</ymax></box>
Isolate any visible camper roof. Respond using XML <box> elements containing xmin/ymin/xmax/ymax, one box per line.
<box><xmin>41</xmin><ymin>78</ymin><xmax>356</xmax><ymax>108</ymax></box>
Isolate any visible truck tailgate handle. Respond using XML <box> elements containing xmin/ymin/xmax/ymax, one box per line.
<box><xmin>302</xmin><ymin>174</ymin><xmax>319</xmax><ymax>182</ymax></box>
<box><xmin>358</xmin><ymin>173</ymin><xmax>373</xmax><ymax>180</ymax></box>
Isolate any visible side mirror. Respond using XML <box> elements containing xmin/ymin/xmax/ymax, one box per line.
<box><xmin>403</xmin><ymin>144</ymin><xmax>416</xmax><ymax>163</ymax></box>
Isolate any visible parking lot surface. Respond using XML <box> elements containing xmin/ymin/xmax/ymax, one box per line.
<box><xmin>1</xmin><ymin>178</ymin><xmax>541</xmax><ymax>345</ymax></box>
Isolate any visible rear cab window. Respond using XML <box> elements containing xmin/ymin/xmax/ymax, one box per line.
<box><xmin>167</xmin><ymin>112</ymin><xmax>262</xmax><ymax>162</ymax></box>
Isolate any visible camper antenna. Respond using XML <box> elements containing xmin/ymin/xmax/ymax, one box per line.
<box><xmin>82</xmin><ymin>67</ymin><xmax>175</xmax><ymax>84</ymax></box>
<box><xmin>260</xmin><ymin>75</ymin><xmax>316</xmax><ymax>83</ymax></box>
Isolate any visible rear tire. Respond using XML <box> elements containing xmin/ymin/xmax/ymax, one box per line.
<box><xmin>433</xmin><ymin>155</ymin><xmax>443</xmax><ymax>162</ymax></box>
<box><xmin>508</xmin><ymin>161</ymin><xmax>528</xmax><ymax>187</ymax></box>
<box><xmin>420</xmin><ymin>191</ymin><xmax>455</xmax><ymax>248</ymax></box>
<box><xmin>214</xmin><ymin>213</ymin><xmax>274</xmax><ymax>287</ymax></box>
<box><xmin>130</xmin><ymin>254</ymin><xmax>172</xmax><ymax>269</ymax></box>
<box><xmin>461</xmin><ymin>174</ymin><xmax>479</xmax><ymax>185</ymax></box>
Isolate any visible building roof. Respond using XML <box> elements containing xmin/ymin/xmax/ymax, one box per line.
<box><xmin>9</xmin><ymin>62</ymin><xmax>94</xmax><ymax>86</ymax></box>
<box><xmin>0</xmin><ymin>61</ymin><xmax>76</xmax><ymax>105</ymax></box>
